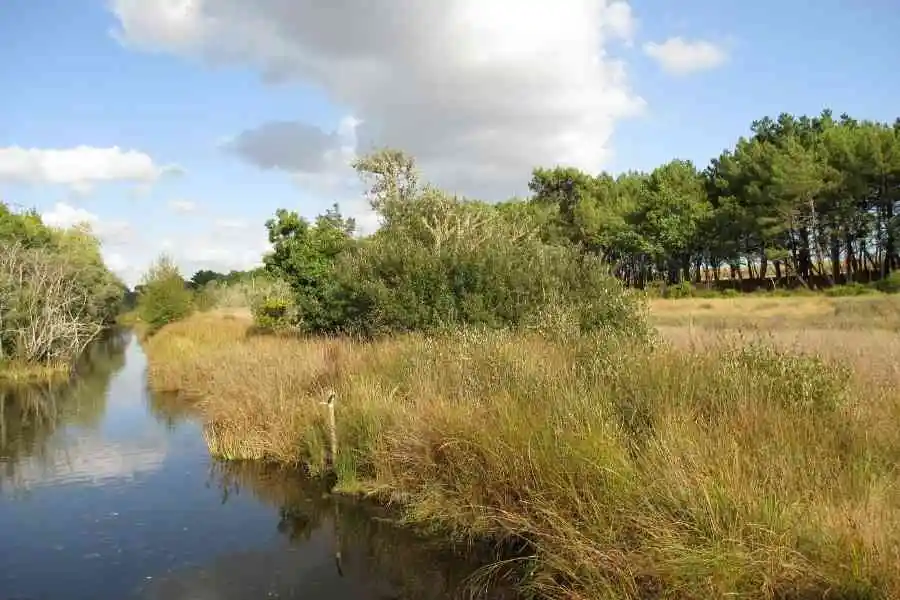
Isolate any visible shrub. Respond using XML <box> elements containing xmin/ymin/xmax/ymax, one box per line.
<box><xmin>323</xmin><ymin>194</ymin><xmax>648</xmax><ymax>338</ymax></box>
<box><xmin>136</xmin><ymin>255</ymin><xmax>194</xmax><ymax>334</ymax></box>
<box><xmin>873</xmin><ymin>270</ymin><xmax>900</xmax><ymax>294</ymax></box>
<box><xmin>824</xmin><ymin>282</ymin><xmax>876</xmax><ymax>297</ymax></box>
<box><xmin>664</xmin><ymin>281</ymin><xmax>696</xmax><ymax>299</ymax></box>
<box><xmin>262</xmin><ymin>179</ymin><xmax>647</xmax><ymax>340</ymax></box>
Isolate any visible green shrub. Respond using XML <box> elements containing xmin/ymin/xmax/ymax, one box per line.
<box><xmin>824</xmin><ymin>282</ymin><xmax>876</xmax><ymax>297</ymax></box>
<box><xmin>136</xmin><ymin>255</ymin><xmax>194</xmax><ymax>334</ymax></box>
<box><xmin>252</xmin><ymin>297</ymin><xmax>296</xmax><ymax>331</ymax></box>
<box><xmin>664</xmin><ymin>281</ymin><xmax>696</xmax><ymax>299</ymax></box>
<box><xmin>261</xmin><ymin>178</ymin><xmax>647</xmax><ymax>340</ymax></box>
<box><xmin>323</xmin><ymin>197</ymin><xmax>647</xmax><ymax>339</ymax></box>
<box><xmin>873</xmin><ymin>271</ymin><xmax>900</xmax><ymax>294</ymax></box>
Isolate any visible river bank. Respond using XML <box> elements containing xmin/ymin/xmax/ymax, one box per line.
<box><xmin>143</xmin><ymin>310</ymin><xmax>900</xmax><ymax>600</ymax></box>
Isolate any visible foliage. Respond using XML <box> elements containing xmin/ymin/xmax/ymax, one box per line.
<box><xmin>873</xmin><ymin>270</ymin><xmax>900</xmax><ymax>293</ymax></box>
<box><xmin>136</xmin><ymin>254</ymin><xmax>194</xmax><ymax>334</ymax></box>
<box><xmin>528</xmin><ymin>110</ymin><xmax>900</xmax><ymax>289</ymax></box>
<box><xmin>262</xmin><ymin>151</ymin><xmax>647</xmax><ymax>338</ymax></box>
<box><xmin>0</xmin><ymin>202</ymin><xmax>124</xmax><ymax>370</ymax></box>
<box><xmin>262</xmin><ymin>205</ymin><xmax>357</xmax><ymax>332</ymax></box>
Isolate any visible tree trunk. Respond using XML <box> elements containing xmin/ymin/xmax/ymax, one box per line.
<box><xmin>798</xmin><ymin>227</ymin><xmax>812</xmax><ymax>280</ymax></box>
<box><xmin>830</xmin><ymin>233</ymin><xmax>841</xmax><ymax>283</ymax></box>
<box><xmin>845</xmin><ymin>234</ymin><xmax>856</xmax><ymax>278</ymax></box>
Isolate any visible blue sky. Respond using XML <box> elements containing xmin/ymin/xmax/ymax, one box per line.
<box><xmin>1</xmin><ymin>0</ymin><xmax>898</xmax><ymax>286</ymax></box>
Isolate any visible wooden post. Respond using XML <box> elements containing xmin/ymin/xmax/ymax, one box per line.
<box><xmin>323</xmin><ymin>389</ymin><xmax>337</xmax><ymax>470</ymax></box>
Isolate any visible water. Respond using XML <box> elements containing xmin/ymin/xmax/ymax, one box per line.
<box><xmin>0</xmin><ymin>332</ymin><xmax>514</xmax><ymax>600</ymax></box>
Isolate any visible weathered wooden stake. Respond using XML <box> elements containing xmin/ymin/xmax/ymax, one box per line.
<box><xmin>323</xmin><ymin>388</ymin><xmax>338</xmax><ymax>470</ymax></box>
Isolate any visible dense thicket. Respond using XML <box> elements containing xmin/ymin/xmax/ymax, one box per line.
<box><xmin>260</xmin><ymin>152</ymin><xmax>646</xmax><ymax>337</ymax></box>
<box><xmin>0</xmin><ymin>202</ymin><xmax>125</xmax><ymax>367</ymax></box>
<box><xmin>528</xmin><ymin>110</ymin><xmax>900</xmax><ymax>289</ymax></box>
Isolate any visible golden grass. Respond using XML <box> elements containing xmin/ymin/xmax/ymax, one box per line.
<box><xmin>0</xmin><ymin>360</ymin><xmax>71</xmax><ymax>384</ymax></box>
<box><xmin>143</xmin><ymin>312</ymin><xmax>900</xmax><ymax>600</ymax></box>
<box><xmin>649</xmin><ymin>294</ymin><xmax>900</xmax><ymax>330</ymax></box>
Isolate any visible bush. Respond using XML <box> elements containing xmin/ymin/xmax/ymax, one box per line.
<box><xmin>322</xmin><ymin>194</ymin><xmax>647</xmax><ymax>338</ymax></box>
<box><xmin>873</xmin><ymin>270</ymin><xmax>900</xmax><ymax>294</ymax></box>
<box><xmin>823</xmin><ymin>282</ymin><xmax>876</xmax><ymax>297</ymax></box>
<box><xmin>136</xmin><ymin>255</ymin><xmax>194</xmax><ymax>334</ymax></box>
<box><xmin>664</xmin><ymin>281</ymin><xmax>696</xmax><ymax>299</ymax></box>
<box><xmin>262</xmin><ymin>181</ymin><xmax>647</xmax><ymax>340</ymax></box>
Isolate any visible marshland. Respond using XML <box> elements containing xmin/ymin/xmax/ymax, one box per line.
<box><xmin>3</xmin><ymin>110</ymin><xmax>900</xmax><ymax>599</ymax></box>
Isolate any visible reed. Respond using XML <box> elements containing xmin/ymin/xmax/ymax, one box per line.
<box><xmin>143</xmin><ymin>312</ymin><xmax>900</xmax><ymax>599</ymax></box>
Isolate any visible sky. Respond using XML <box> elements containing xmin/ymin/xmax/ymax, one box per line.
<box><xmin>1</xmin><ymin>0</ymin><xmax>899</xmax><ymax>287</ymax></box>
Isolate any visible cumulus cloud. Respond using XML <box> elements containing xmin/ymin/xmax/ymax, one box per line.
<box><xmin>110</xmin><ymin>0</ymin><xmax>644</xmax><ymax>200</ymax></box>
<box><xmin>643</xmin><ymin>37</ymin><xmax>728</xmax><ymax>75</ymax></box>
<box><xmin>0</xmin><ymin>145</ymin><xmax>180</xmax><ymax>193</ymax></box>
<box><xmin>42</xmin><ymin>202</ymin><xmax>134</xmax><ymax>246</ymax></box>
<box><xmin>168</xmin><ymin>199</ymin><xmax>198</xmax><ymax>214</ymax></box>
<box><xmin>224</xmin><ymin>121</ymin><xmax>341</xmax><ymax>172</ymax></box>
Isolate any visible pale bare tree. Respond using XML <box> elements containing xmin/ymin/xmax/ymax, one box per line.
<box><xmin>0</xmin><ymin>242</ymin><xmax>105</xmax><ymax>365</ymax></box>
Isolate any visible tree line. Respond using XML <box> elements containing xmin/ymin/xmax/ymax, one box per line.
<box><xmin>528</xmin><ymin>110</ymin><xmax>900</xmax><ymax>290</ymax></box>
<box><xmin>136</xmin><ymin>110</ymin><xmax>900</xmax><ymax>336</ymax></box>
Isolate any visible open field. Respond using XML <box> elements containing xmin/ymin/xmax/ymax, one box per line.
<box><xmin>142</xmin><ymin>300</ymin><xmax>900</xmax><ymax>600</ymax></box>
<box><xmin>649</xmin><ymin>294</ymin><xmax>900</xmax><ymax>331</ymax></box>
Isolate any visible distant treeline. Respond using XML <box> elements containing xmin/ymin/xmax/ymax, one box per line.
<box><xmin>526</xmin><ymin>110</ymin><xmax>900</xmax><ymax>290</ymax></box>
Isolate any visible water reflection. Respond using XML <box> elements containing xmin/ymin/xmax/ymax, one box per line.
<box><xmin>0</xmin><ymin>331</ymin><xmax>131</xmax><ymax>491</ymax></box>
<box><xmin>1</xmin><ymin>333</ymin><xmax>517</xmax><ymax>600</ymax></box>
<box><xmin>137</xmin><ymin>460</ymin><xmax>518</xmax><ymax>600</ymax></box>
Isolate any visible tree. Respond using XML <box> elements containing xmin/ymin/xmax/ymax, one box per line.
<box><xmin>190</xmin><ymin>270</ymin><xmax>226</xmax><ymax>287</ymax></box>
<box><xmin>262</xmin><ymin>205</ymin><xmax>356</xmax><ymax>331</ymax></box>
<box><xmin>136</xmin><ymin>255</ymin><xmax>194</xmax><ymax>333</ymax></box>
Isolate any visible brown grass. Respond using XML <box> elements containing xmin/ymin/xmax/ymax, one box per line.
<box><xmin>143</xmin><ymin>309</ymin><xmax>900</xmax><ymax>600</ymax></box>
<box><xmin>0</xmin><ymin>360</ymin><xmax>71</xmax><ymax>384</ymax></box>
<box><xmin>649</xmin><ymin>294</ymin><xmax>900</xmax><ymax>331</ymax></box>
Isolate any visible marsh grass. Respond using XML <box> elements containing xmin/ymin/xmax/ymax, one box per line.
<box><xmin>649</xmin><ymin>294</ymin><xmax>900</xmax><ymax>331</ymax></box>
<box><xmin>0</xmin><ymin>360</ymin><xmax>71</xmax><ymax>384</ymax></box>
<box><xmin>144</xmin><ymin>312</ymin><xmax>900</xmax><ymax>599</ymax></box>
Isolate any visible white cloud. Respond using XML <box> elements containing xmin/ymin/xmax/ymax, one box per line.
<box><xmin>110</xmin><ymin>0</ymin><xmax>644</xmax><ymax>200</ymax></box>
<box><xmin>40</xmin><ymin>202</ymin><xmax>136</xmax><ymax>281</ymax></box>
<box><xmin>168</xmin><ymin>199</ymin><xmax>198</xmax><ymax>214</ymax></box>
<box><xmin>0</xmin><ymin>145</ymin><xmax>180</xmax><ymax>192</ymax></box>
<box><xmin>643</xmin><ymin>37</ymin><xmax>728</xmax><ymax>75</ymax></box>
<box><xmin>42</xmin><ymin>202</ymin><xmax>133</xmax><ymax>245</ymax></box>
<box><xmin>213</xmin><ymin>217</ymin><xmax>250</xmax><ymax>231</ymax></box>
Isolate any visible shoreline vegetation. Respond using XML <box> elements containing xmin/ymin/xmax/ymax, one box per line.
<box><xmin>1</xmin><ymin>202</ymin><xmax>126</xmax><ymax>383</ymax></box>
<box><xmin>143</xmin><ymin>303</ymin><xmax>899</xmax><ymax>600</ymax></box>
<box><xmin>135</xmin><ymin>129</ymin><xmax>900</xmax><ymax>600</ymax></box>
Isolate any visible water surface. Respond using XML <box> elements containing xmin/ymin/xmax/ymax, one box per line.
<box><xmin>0</xmin><ymin>332</ymin><xmax>512</xmax><ymax>600</ymax></box>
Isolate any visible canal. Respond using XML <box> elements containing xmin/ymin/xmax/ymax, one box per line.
<box><xmin>0</xmin><ymin>332</ymin><xmax>512</xmax><ymax>600</ymax></box>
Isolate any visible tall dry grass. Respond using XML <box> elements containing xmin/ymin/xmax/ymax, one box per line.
<box><xmin>143</xmin><ymin>312</ymin><xmax>900</xmax><ymax>600</ymax></box>
<box><xmin>649</xmin><ymin>294</ymin><xmax>900</xmax><ymax>331</ymax></box>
